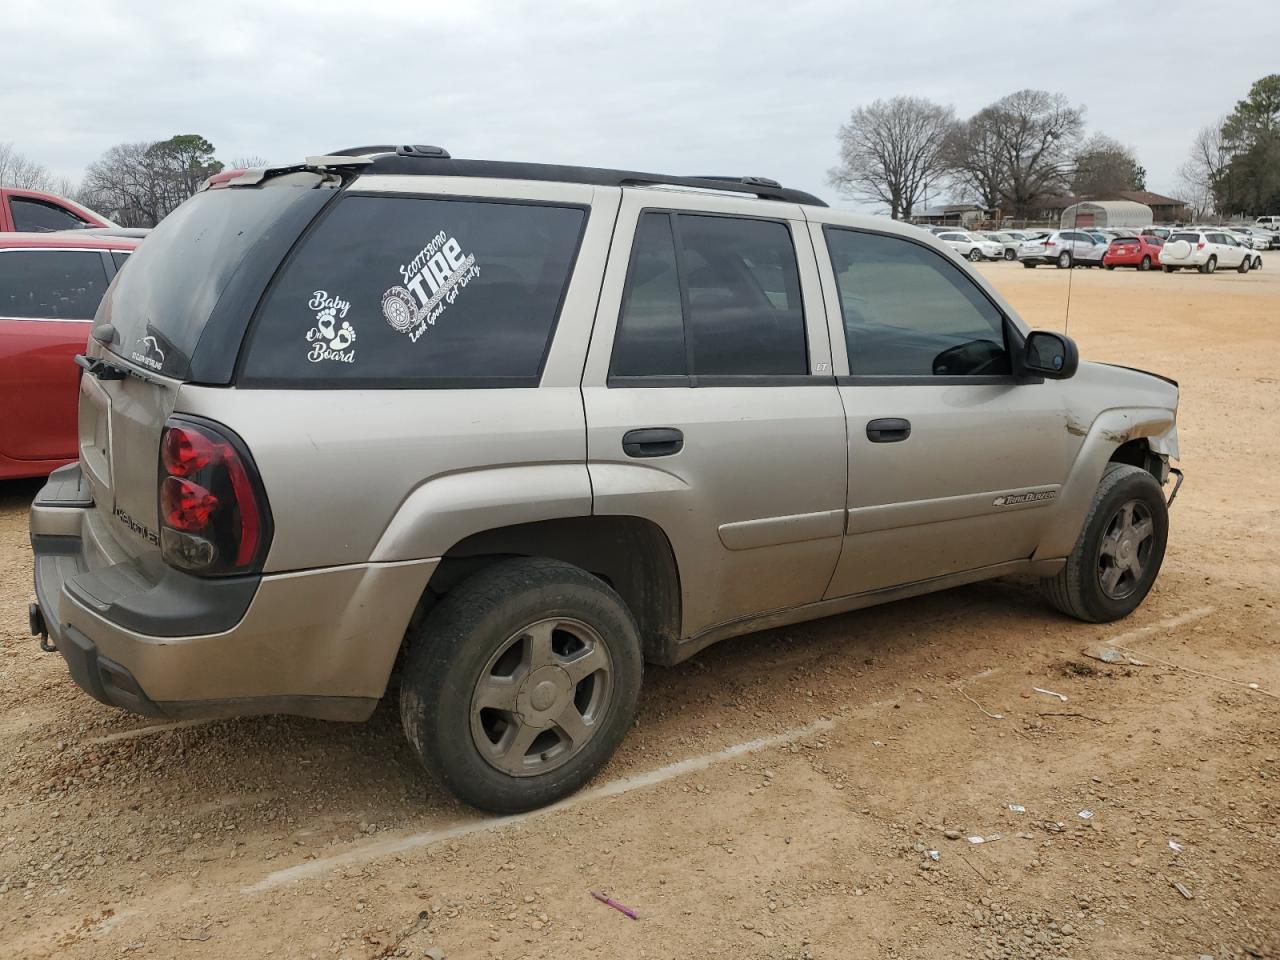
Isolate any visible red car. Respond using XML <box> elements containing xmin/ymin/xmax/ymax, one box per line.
<box><xmin>0</xmin><ymin>187</ymin><xmax>115</xmax><ymax>233</ymax></box>
<box><xmin>0</xmin><ymin>232</ymin><xmax>138</xmax><ymax>479</ymax></box>
<box><xmin>1103</xmin><ymin>235</ymin><xmax>1163</xmax><ymax>271</ymax></box>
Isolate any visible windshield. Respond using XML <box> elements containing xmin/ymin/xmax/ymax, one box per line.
<box><xmin>99</xmin><ymin>183</ymin><xmax>330</xmax><ymax>380</ymax></box>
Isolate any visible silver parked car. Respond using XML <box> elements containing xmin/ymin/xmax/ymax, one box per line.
<box><xmin>29</xmin><ymin>146</ymin><xmax>1182</xmax><ymax>813</ymax></box>
<box><xmin>1019</xmin><ymin>229</ymin><xmax>1109</xmax><ymax>268</ymax></box>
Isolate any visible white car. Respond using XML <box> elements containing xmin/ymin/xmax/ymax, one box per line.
<box><xmin>980</xmin><ymin>231</ymin><xmax>1022</xmax><ymax>261</ymax></box>
<box><xmin>1018</xmin><ymin>229</ymin><xmax>1109</xmax><ymax>268</ymax></box>
<box><xmin>1160</xmin><ymin>230</ymin><xmax>1263</xmax><ymax>274</ymax></box>
<box><xmin>936</xmin><ymin>230</ymin><xmax>1004</xmax><ymax>262</ymax></box>
<box><xmin>1229</xmin><ymin>227</ymin><xmax>1270</xmax><ymax>251</ymax></box>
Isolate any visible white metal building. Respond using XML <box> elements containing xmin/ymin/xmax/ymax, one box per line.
<box><xmin>1060</xmin><ymin>200</ymin><xmax>1153</xmax><ymax>229</ymax></box>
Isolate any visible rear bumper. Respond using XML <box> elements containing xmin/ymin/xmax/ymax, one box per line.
<box><xmin>30</xmin><ymin>464</ymin><xmax>437</xmax><ymax>722</ymax></box>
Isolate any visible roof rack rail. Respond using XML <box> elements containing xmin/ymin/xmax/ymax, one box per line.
<box><xmin>357</xmin><ymin>155</ymin><xmax>826</xmax><ymax>206</ymax></box>
<box><xmin>327</xmin><ymin>144</ymin><xmax>452</xmax><ymax>159</ymax></box>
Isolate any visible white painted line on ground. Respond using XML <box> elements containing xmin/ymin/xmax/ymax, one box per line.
<box><xmin>1103</xmin><ymin>606</ymin><xmax>1216</xmax><ymax>647</ymax></box>
<box><xmin>86</xmin><ymin>719</ymin><xmax>213</xmax><ymax>745</ymax></box>
<box><xmin>246</xmin><ymin>663</ymin><xmax>1008</xmax><ymax>893</ymax></box>
<box><xmin>244</xmin><ymin>717</ymin><xmax>836</xmax><ymax>893</ymax></box>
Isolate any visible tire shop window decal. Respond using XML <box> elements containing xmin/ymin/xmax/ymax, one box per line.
<box><xmin>382</xmin><ymin>231</ymin><xmax>481</xmax><ymax>343</ymax></box>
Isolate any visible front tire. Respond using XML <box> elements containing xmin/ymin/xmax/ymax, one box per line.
<box><xmin>1042</xmin><ymin>463</ymin><xmax>1169</xmax><ymax>623</ymax></box>
<box><xmin>1004</xmin><ymin>249</ymin><xmax>1016</xmax><ymax>261</ymax></box>
<box><xmin>400</xmin><ymin>557</ymin><xmax>643</xmax><ymax>813</ymax></box>
<box><xmin>1238</xmin><ymin>256</ymin><xmax>1252</xmax><ymax>273</ymax></box>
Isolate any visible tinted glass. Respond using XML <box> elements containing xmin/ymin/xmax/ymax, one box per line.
<box><xmin>825</xmin><ymin>228</ymin><xmax>1009</xmax><ymax>377</ymax></box>
<box><xmin>242</xmin><ymin>195</ymin><xmax>585</xmax><ymax>385</ymax></box>
<box><xmin>10</xmin><ymin>197</ymin><xmax>87</xmax><ymax>232</ymax></box>
<box><xmin>678</xmin><ymin>214</ymin><xmax>806</xmax><ymax>376</ymax></box>
<box><xmin>1171</xmin><ymin>232</ymin><xmax>1199</xmax><ymax>243</ymax></box>
<box><xmin>0</xmin><ymin>249</ymin><xmax>108</xmax><ymax>319</ymax></box>
<box><xmin>101</xmin><ymin>185</ymin><xmax>326</xmax><ymax>379</ymax></box>
<box><xmin>111</xmin><ymin>251</ymin><xmax>131</xmax><ymax>270</ymax></box>
<box><xmin>611</xmin><ymin>212</ymin><xmax>685</xmax><ymax>376</ymax></box>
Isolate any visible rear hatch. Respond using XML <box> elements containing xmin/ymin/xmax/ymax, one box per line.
<box><xmin>78</xmin><ymin>174</ymin><xmax>337</xmax><ymax>563</ymax></box>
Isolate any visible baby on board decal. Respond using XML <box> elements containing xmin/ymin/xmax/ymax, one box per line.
<box><xmin>305</xmin><ymin>290</ymin><xmax>357</xmax><ymax>363</ymax></box>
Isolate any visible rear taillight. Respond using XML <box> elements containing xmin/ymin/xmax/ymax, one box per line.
<box><xmin>1197</xmin><ymin>241</ymin><xmax>1205</xmax><ymax>250</ymax></box>
<box><xmin>1044</xmin><ymin>239</ymin><xmax>1055</xmax><ymax>247</ymax></box>
<box><xmin>158</xmin><ymin>418</ymin><xmax>271</xmax><ymax>575</ymax></box>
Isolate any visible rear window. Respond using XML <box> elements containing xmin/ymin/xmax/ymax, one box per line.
<box><xmin>1170</xmin><ymin>233</ymin><xmax>1200</xmax><ymax>243</ymax></box>
<box><xmin>100</xmin><ymin>185</ymin><xmax>329</xmax><ymax>379</ymax></box>
<box><xmin>240</xmin><ymin>195</ymin><xmax>587</xmax><ymax>387</ymax></box>
<box><xmin>0</xmin><ymin>249</ymin><xmax>109</xmax><ymax>319</ymax></box>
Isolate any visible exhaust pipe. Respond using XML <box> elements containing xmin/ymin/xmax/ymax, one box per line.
<box><xmin>29</xmin><ymin>603</ymin><xmax>55</xmax><ymax>653</ymax></box>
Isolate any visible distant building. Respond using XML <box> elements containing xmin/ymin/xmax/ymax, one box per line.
<box><xmin>1108</xmin><ymin>191</ymin><xmax>1189</xmax><ymax>223</ymax></box>
<box><xmin>908</xmin><ymin>203</ymin><xmax>993</xmax><ymax>227</ymax></box>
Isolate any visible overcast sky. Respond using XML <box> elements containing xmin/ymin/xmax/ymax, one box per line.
<box><xmin>5</xmin><ymin>0</ymin><xmax>1278</xmax><ymax>209</ymax></box>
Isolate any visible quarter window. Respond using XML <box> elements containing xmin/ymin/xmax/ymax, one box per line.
<box><xmin>242</xmin><ymin>195</ymin><xmax>586</xmax><ymax>386</ymax></box>
<box><xmin>0</xmin><ymin>250</ymin><xmax>109</xmax><ymax>320</ymax></box>
<box><xmin>824</xmin><ymin>228</ymin><xmax>1010</xmax><ymax>378</ymax></box>
<box><xmin>609</xmin><ymin>212</ymin><xmax>807</xmax><ymax>379</ymax></box>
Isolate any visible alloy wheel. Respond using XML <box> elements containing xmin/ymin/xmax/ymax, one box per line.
<box><xmin>1096</xmin><ymin>499</ymin><xmax>1156</xmax><ymax>600</ymax></box>
<box><xmin>470</xmin><ymin>617</ymin><xmax>614</xmax><ymax>777</ymax></box>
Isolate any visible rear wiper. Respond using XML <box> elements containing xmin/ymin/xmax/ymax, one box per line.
<box><xmin>74</xmin><ymin>353</ymin><xmax>129</xmax><ymax>380</ymax></box>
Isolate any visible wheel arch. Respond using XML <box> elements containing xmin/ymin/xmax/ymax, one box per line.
<box><xmin>1034</xmin><ymin>408</ymin><xmax>1176</xmax><ymax>561</ymax></box>
<box><xmin>419</xmin><ymin>516</ymin><xmax>683</xmax><ymax>664</ymax></box>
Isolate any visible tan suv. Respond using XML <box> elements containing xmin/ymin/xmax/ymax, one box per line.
<box><xmin>29</xmin><ymin>145</ymin><xmax>1182</xmax><ymax>812</ymax></box>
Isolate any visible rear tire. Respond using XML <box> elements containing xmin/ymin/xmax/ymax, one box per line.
<box><xmin>1042</xmin><ymin>463</ymin><xmax>1168</xmax><ymax>623</ymax></box>
<box><xmin>1254</xmin><ymin>256</ymin><xmax>1263</xmax><ymax>270</ymax></box>
<box><xmin>1105</xmin><ymin>264</ymin><xmax>1115</xmax><ymax>270</ymax></box>
<box><xmin>969</xmin><ymin>248</ymin><xmax>983</xmax><ymax>262</ymax></box>
<box><xmin>1163</xmin><ymin>265</ymin><xmax>1177</xmax><ymax>273</ymax></box>
<box><xmin>1139</xmin><ymin>256</ymin><xmax>1151</xmax><ymax>271</ymax></box>
<box><xmin>1201</xmin><ymin>256</ymin><xmax>1217</xmax><ymax>274</ymax></box>
<box><xmin>399</xmin><ymin>557</ymin><xmax>643</xmax><ymax>813</ymax></box>
<box><xmin>1022</xmin><ymin>261</ymin><xmax>1037</xmax><ymax>269</ymax></box>
<box><xmin>1056</xmin><ymin>251</ymin><xmax>1073</xmax><ymax>269</ymax></box>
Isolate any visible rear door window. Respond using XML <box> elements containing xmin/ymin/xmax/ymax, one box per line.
<box><xmin>608</xmin><ymin>211</ymin><xmax>808</xmax><ymax>380</ymax></box>
<box><xmin>0</xmin><ymin>249</ymin><xmax>109</xmax><ymax>319</ymax></box>
<box><xmin>241</xmin><ymin>195</ymin><xmax>587</xmax><ymax>386</ymax></box>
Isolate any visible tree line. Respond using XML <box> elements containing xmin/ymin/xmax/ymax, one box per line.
<box><xmin>0</xmin><ymin>135</ymin><xmax>265</xmax><ymax>227</ymax></box>
<box><xmin>1176</xmin><ymin>75</ymin><xmax>1280</xmax><ymax>219</ymax></box>
<box><xmin>831</xmin><ymin>74</ymin><xmax>1279</xmax><ymax>221</ymax></box>
<box><xmin>828</xmin><ymin>89</ymin><xmax>1141</xmax><ymax>220</ymax></box>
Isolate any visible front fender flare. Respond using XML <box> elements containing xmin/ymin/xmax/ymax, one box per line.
<box><xmin>1035</xmin><ymin>407</ymin><xmax>1176</xmax><ymax>560</ymax></box>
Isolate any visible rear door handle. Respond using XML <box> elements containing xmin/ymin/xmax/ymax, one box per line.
<box><xmin>622</xmin><ymin>427</ymin><xmax>684</xmax><ymax>458</ymax></box>
<box><xmin>866</xmin><ymin>418</ymin><xmax>911</xmax><ymax>443</ymax></box>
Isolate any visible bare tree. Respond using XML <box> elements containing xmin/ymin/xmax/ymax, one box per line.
<box><xmin>79</xmin><ymin>135</ymin><xmax>223</xmax><ymax>227</ymax></box>
<box><xmin>0</xmin><ymin>142</ymin><xmax>56</xmax><ymax>190</ymax></box>
<box><xmin>229</xmin><ymin>155</ymin><xmax>269</xmax><ymax>169</ymax></box>
<box><xmin>828</xmin><ymin>96</ymin><xmax>957</xmax><ymax>219</ymax></box>
<box><xmin>948</xmin><ymin>90</ymin><xmax>1084</xmax><ymax>218</ymax></box>
<box><xmin>1071</xmin><ymin>134</ymin><xmax>1145</xmax><ymax>196</ymax></box>
<box><xmin>1174</xmin><ymin>120</ymin><xmax>1228</xmax><ymax>220</ymax></box>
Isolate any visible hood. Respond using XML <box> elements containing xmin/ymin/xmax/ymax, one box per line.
<box><xmin>1093</xmin><ymin>361</ymin><xmax>1178</xmax><ymax>389</ymax></box>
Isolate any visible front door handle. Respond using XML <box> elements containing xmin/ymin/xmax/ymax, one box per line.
<box><xmin>866</xmin><ymin>418</ymin><xmax>911</xmax><ymax>443</ymax></box>
<box><xmin>622</xmin><ymin>427</ymin><xmax>684</xmax><ymax>458</ymax></box>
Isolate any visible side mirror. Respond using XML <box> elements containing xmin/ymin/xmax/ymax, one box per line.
<box><xmin>1022</xmin><ymin>330</ymin><xmax>1079</xmax><ymax>380</ymax></box>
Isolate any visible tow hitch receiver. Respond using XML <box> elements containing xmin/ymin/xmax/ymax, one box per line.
<box><xmin>29</xmin><ymin>603</ymin><xmax>54</xmax><ymax>653</ymax></box>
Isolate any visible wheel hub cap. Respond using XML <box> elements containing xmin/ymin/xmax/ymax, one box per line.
<box><xmin>519</xmin><ymin>667</ymin><xmax>572</xmax><ymax>724</ymax></box>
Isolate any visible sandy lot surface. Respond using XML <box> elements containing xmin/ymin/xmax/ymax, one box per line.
<box><xmin>1</xmin><ymin>262</ymin><xmax>1277</xmax><ymax>960</ymax></box>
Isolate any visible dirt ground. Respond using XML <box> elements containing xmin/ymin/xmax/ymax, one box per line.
<box><xmin>1</xmin><ymin>261</ymin><xmax>1277</xmax><ymax>960</ymax></box>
